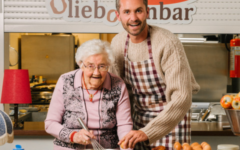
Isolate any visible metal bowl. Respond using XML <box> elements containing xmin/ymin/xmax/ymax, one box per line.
<box><xmin>224</xmin><ymin>109</ymin><xmax>240</xmax><ymax>136</ymax></box>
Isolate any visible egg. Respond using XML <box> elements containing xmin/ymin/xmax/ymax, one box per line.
<box><xmin>183</xmin><ymin>143</ymin><xmax>190</xmax><ymax>146</ymax></box>
<box><xmin>191</xmin><ymin>142</ymin><xmax>200</xmax><ymax>147</ymax></box>
<box><xmin>201</xmin><ymin>142</ymin><xmax>207</xmax><ymax>147</ymax></box>
<box><xmin>182</xmin><ymin>143</ymin><xmax>191</xmax><ymax>150</ymax></box>
<box><xmin>174</xmin><ymin>141</ymin><xmax>182</xmax><ymax>150</ymax></box>
<box><xmin>193</xmin><ymin>148</ymin><xmax>202</xmax><ymax>150</ymax></box>
<box><xmin>201</xmin><ymin>142</ymin><xmax>208</xmax><ymax>148</ymax></box>
<box><xmin>202</xmin><ymin>144</ymin><xmax>211</xmax><ymax>150</ymax></box>
<box><xmin>191</xmin><ymin>143</ymin><xmax>203</xmax><ymax>150</ymax></box>
<box><xmin>152</xmin><ymin>146</ymin><xmax>166</xmax><ymax>150</ymax></box>
<box><xmin>184</xmin><ymin>146</ymin><xmax>192</xmax><ymax>150</ymax></box>
<box><xmin>193</xmin><ymin>146</ymin><xmax>203</xmax><ymax>150</ymax></box>
<box><xmin>120</xmin><ymin>141</ymin><xmax>127</xmax><ymax>149</ymax></box>
<box><xmin>183</xmin><ymin>146</ymin><xmax>192</xmax><ymax>150</ymax></box>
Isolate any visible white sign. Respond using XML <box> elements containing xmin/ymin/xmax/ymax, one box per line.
<box><xmin>148</xmin><ymin>0</ymin><xmax>197</xmax><ymax>24</ymax></box>
<box><xmin>45</xmin><ymin>0</ymin><xmax>197</xmax><ymax>26</ymax></box>
<box><xmin>46</xmin><ymin>0</ymin><xmax>118</xmax><ymax>26</ymax></box>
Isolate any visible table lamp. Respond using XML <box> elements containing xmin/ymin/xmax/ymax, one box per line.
<box><xmin>1</xmin><ymin>69</ymin><xmax>32</xmax><ymax>129</ymax></box>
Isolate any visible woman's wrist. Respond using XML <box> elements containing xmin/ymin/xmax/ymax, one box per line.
<box><xmin>70</xmin><ymin>131</ymin><xmax>77</xmax><ymax>143</ymax></box>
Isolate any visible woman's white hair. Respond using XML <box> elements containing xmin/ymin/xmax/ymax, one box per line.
<box><xmin>75</xmin><ymin>39</ymin><xmax>115</xmax><ymax>67</ymax></box>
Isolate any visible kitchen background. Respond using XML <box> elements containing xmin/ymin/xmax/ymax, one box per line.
<box><xmin>6</xmin><ymin>32</ymin><xmax>234</xmax><ymax>111</ymax></box>
<box><xmin>4</xmin><ymin>31</ymin><xmax>240</xmax><ymax>150</ymax></box>
<box><xmin>1</xmin><ymin>0</ymin><xmax>240</xmax><ymax>149</ymax></box>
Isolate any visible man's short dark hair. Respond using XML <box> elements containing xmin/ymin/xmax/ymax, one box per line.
<box><xmin>116</xmin><ymin>0</ymin><xmax>148</xmax><ymax>12</ymax></box>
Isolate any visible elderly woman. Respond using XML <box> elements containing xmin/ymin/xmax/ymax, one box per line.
<box><xmin>45</xmin><ymin>39</ymin><xmax>133</xmax><ymax>150</ymax></box>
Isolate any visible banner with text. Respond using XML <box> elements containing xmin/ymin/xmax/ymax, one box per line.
<box><xmin>46</xmin><ymin>0</ymin><xmax>197</xmax><ymax>26</ymax></box>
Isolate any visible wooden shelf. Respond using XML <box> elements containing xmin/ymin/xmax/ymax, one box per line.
<box><xmin>15</xmin><ymin>122</ymin><xmax>49</xmax><ymax>136</ymax></box>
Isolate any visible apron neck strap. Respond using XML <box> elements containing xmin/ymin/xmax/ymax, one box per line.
<box><xmin>124</xmin><ymin>26</ymin><xmax>153</xmax><ymax>59</ymax></box>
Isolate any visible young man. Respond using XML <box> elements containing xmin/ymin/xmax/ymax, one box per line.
<box><xmin>110</xmin><ymin>0</ymin><xmax>200</xmax><ymax>149</ymax></box>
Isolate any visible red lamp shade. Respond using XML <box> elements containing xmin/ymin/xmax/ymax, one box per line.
<box><xmin>1</xmin><ymin>69</ymin><xmax>32</xmax><ymax>104</ymax></box>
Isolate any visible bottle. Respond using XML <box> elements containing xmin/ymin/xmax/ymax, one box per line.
<box><xmin>39</xmin><ymin>76</ymin><xmax>43</xmax><ymax>84</ymax></box>
<box><xmin>30</xmin><ymin>75</ymin><xmax>35</xmax><ymax>83</ymax></box>
<box><xmin>13</xmin><ymin>145</ymin><xmax>24</xmax><ymax>150</ymax></box>
<box><xmin>34</xmin><ymin>75</ymin><xmax>38</xmax><ymax>83</ymax></box>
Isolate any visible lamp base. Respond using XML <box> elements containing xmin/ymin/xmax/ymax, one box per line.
<box><xmin>14</xmin><ymin>122</ymin><xmax>24</xmax><ymax>130</ymax></box>
<box><xmin>13</xmin><ymin>104</ymin><xmax>23</xmax><ymax>130</ymax></box>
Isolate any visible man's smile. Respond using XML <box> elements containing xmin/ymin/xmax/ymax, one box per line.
<box><xmin>128</xmin><ymin>22</ymin><xmax>141</xmax><ymax>27</ymax></box>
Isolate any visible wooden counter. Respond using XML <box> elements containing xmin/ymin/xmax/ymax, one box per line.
<box><xmin>14</xmin><ymin>121</ymin><xmax>235</xmax><ymax>136</ymax></box>
<box><xmin>14</xmin><ymin>122</ymin><xmax>47</xmax><ymax>136</ymax></box>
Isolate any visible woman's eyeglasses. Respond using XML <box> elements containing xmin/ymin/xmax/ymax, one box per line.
<box><xmin>82</xmin><ymin>63</ymin><xmax>108</xmax><ymax>72</ymax></box>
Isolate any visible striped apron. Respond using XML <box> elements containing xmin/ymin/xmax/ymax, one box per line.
<box><xmin>123</xmin><ymin>30</ymin><xmax>191</xmax><ymax>150</ymax></box>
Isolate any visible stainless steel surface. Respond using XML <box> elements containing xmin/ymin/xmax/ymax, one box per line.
<box><xmin>225</xmin><ymin>109</ymin><xmax>240</xmax><ymax>136</ymax></box>
<box><xmin>77</xmin><ymin>118</ymin><xmax>106</xmax><ymax>150</ymax></box>
<box><xmin>222</xmin><ymin>125</ymin><xmax>231</xmax><ymax>129</ymax></box>
<box><xmin>191</xmin><ymin>121</ymin><xmax>230</xmax><ymax>131</ymax></box>
<box><xmin>32</xmin><ymin>84</ymin><xmax>56</xmax><ymax>90</ymax></box>
<box><xmin>210</xmin><ymin>104</ymin><xmax>226</xmax><ymax>116</ymax></box>
<box><xmin>206</xmin><ymin>103</ymin><xmax>228</xmax><ymax>122</ymax></box>
<box><xmin>183</xmin><ymin>43</ymin><xmax>229</xmax><ymax>102</ymax></box>
<box><xmin>215</xmin><ymin>115</ymin><xmax>228</xmax><ymax>122</ymax></box>
<box><xmin>197</xmin><ymin>109</ymin><xmax>205</xmax><ymax>121</ymax></box>
<box><xmin>18</xmin><ymin>112</ymin><xmax>47</xmax><ymax>122</ymax></box>
<box><xmin>29</xmin><ymin>112</ymin><xmax>47</xmax><ymax>122</ymax></box>
<box><xmin>193</xmin><ymin>103</ymin><xmax>229</xmax><ymax>122</ymax></box>
<box><xmin>191</xmin><ymin>102</ymin><xmax>210</xmax><ymax>109</ymax></box>
<box><xmin>31</xmin><ymin>91</ymin><xmax>53</xmax><ymax>102</ymax></box>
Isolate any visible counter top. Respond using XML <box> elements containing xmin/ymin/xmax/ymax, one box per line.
<box><xmin>14</xmin><ymin>121</ymin><xmax>235</xmax><ymax>136</ymax></box>
<box><xmin>191</xmin><ymin>122</ymin><xmax>234</xmax><ymax>136</ymax></box>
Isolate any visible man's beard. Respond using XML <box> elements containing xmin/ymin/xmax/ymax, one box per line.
<box><xmin>122</xmin><ymin>19</ymin><xmax>147</xmax><ymax>36</ymax></box>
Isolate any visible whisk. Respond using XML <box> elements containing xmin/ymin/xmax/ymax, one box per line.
<box><xmin>77</xmin><ymin>118</ymin><xmax>106</xmax><ymax>150</ymax></box>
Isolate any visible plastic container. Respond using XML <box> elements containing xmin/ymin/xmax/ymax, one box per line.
<box><xmin>217</xmin><ymin>144</ymin><xmax>239</xmax><ymax>150</ymax></box>
<box><xmin>13</xmin><ymin>145</ymin><xmax>24</xmax><ymax>150</ymax></box>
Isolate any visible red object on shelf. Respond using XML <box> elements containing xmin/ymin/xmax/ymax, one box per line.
<box><xmin>1</xmin><ymin>69</ymin><xmax>32</xmax><ymax>129</ymax></box>
<box><xmin>1</xmin><ymin>69</ymin><xmax>32</xmax><ymax>104</ymax></box>
<box><xmin>230</xmin><ymin>37</ymin><xmax>240</xmax><ymax>78</ymax></box>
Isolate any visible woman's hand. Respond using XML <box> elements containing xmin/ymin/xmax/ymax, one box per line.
<box><xmin>118</xmin><ymin>130</ymin><xmax>148</xmax><ymax>149</ymax></box>
<box><xmin>73</xmin><ymin>130</ymin><xmax>96</xmax><ymax>145</ymax></box>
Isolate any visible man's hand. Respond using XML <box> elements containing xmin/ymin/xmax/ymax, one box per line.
<box><xmin>118</xmin><ymin>130</ymin><xmax>148</xmax><ymax>149</ymax></box>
